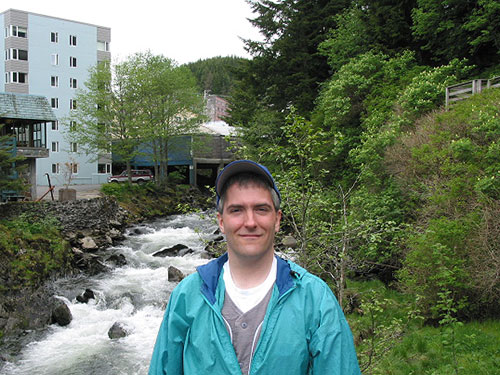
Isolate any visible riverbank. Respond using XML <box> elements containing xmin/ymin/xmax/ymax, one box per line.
<box><xmin>0</xmin><ymin>183</ymin><xmax>213</xmax><ymax>344</ymax></box>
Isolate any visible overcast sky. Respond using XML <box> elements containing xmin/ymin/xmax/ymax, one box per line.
<box><xmin>2</xmin><ymin>0</ymin><xmax>261</xmax><ymax>64</ymax></box>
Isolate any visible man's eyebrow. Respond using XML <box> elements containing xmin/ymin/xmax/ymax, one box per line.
<box><xmin>255</xmin><ymin>203</ymin><xmax>272</xmax><ymax>208</ymax></box>
<box><xmin>226</xmin><ymin>202</ymin><xmax>272</xmax><ymax>209</ymax></box>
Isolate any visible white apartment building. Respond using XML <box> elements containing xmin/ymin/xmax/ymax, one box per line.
<box><xmin>1</xmin><ymin>8</ymin><xmax>111</xmax><ymax>186</ymax></box>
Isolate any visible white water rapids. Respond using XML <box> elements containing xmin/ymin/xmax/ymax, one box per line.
<box><xmin>1</xmin><ymin>212</ymin><xmax>218</xmax><ymax>375</ymax></box>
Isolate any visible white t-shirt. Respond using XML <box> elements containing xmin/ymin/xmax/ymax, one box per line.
<box><xmin>223</xmin><ymin>257</ymin><xmax>277</xmax><ymax>314</ymax></box>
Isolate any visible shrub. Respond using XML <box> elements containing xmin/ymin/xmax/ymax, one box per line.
<box><xmin>389</xmin><ymin>88</ymin><xmax>500</xmax><ymax>319</ymax></box>
<box><xmin>0</xmin><ymin>213</ymin><xmax>72</xmax><ymax>290</ymax></box>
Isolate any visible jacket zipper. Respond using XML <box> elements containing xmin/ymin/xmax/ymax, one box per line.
<box><xmin>248</xmin><ymin>283</ymin><xmax>297</xmax><ymax>375</ymax></box>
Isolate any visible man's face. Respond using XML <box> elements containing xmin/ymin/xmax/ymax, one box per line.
<box><xmin>217</xmin><ymin>182</ymin><xmax>281</xmax><ymax>262</ymax></box>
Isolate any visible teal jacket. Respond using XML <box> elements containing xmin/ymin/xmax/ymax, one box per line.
<box><xmin>149</xmin><ymin>253</ymin><xmax>361</xmax><ymax>375</ymax></box>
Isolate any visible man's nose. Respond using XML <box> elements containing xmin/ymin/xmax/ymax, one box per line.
<box><xmin>244</xmin><ymin>211</ymin><xmax>257</xmax><ymax>227</ymax></box>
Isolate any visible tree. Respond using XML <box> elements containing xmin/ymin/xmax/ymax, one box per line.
<box><xmin>0</xmin><ymin>124</ymin><xmax>26</xmax><ymax>194</ymax></box>
<box><xmin>68</xmin><ymin>53</ymin><xmax>205</xmax><ymax>185</ymax></box>
<box><xmin>67</xmin><ymin>60</ymin><xmax>142</xmax><ymax>183</ymax></box>
<box><xmin>229</xmin><ymin>0</ymin><xmax>350</xmax><ymax>126</ymax></box>
<box><xmin>319</xmin><ymin>0</ymin><xmax>418</xmax><ymax>72</ymax></box>
<box><xmin>185</xmin><ymin>56</ymin><xmax>246</xmax><ymax>95</ymax></box>
<box><xmin>130</xmin><ymin>52</ymin><xmax>206</xmax><ymax>184</ymax></box>
<box><xmin>412</xmin><ymin>0</ymin><xmax>500</xmax><ymax>68</ymax></box>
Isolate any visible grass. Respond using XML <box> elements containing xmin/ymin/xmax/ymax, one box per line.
<box><xmin>344</xmin><ymin>279</ymin><xmax>500</xmax><ymax>375</ymax></box>
<box><xmin>0</xmin><ymin>213</ymin><xmax>72</xmax><ymax>291</ymax></box>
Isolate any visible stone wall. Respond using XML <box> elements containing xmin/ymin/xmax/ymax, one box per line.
<box><xmin>0</xmin><ymin>197</ymin><xmax>132</xmax><ymax>343</ymax></box>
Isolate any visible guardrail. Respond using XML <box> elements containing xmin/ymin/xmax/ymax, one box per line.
<box><xmin>446</xmin><ymin>76</ymin><xmax>500</xmax><ymax>108</ymax></box>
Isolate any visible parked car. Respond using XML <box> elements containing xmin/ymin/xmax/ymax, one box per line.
<box><xmin>107</xmin><ymin>169</ymin><xmax>154</xmax><ymax>183</ymax></box>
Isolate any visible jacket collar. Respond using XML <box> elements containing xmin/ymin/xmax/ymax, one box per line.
<box><xmin>197</xmin><ymin>253</ymin><xmax>299</xmax><ymax>305</ymax></box>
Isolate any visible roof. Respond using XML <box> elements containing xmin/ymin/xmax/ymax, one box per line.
<box><xmin>198</xmin><ymin>121</ymin><xmax>236</xmax><ymax>136</ymax></box>
<box><xmin>0</xmin><ymin>92</ymin><xmax>57</xmax><ymax>122</ymax></box>
<box><xmin>1</xmin><ymin>9</ymin><xmax>110</xmax><ymax>30</ymax></box>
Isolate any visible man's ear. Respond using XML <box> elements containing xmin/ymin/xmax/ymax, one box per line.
<box><xmin>217</xmin><ymin>212</ymin><xmax>225</xmax><ymax>234</ymax></box>
<box><xmin>275</xmin><ymin>210</ymin><xmax>282</xmax><ymax>233</ymax></box>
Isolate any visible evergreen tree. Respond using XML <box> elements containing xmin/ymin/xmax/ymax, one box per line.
<box><xmin>229</xmin><ymin>0</ymin><xmax>350</xmax><ymax>125</ymax></box>
<box><xmin>412</xmin><ymin>0</ymin><xmax>500</xmax><ymax>68</ymax></box>
<box><xmin>0</xmin><ymin>124</ymin><xmax>25</xmax><ymax>193</ymax></box>
<box><xmin>185</xmin><ymin>56</ymin><xmax>245</xmax><ymax>96</ymax></box>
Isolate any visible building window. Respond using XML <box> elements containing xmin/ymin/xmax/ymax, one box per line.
<box><xmin>70</xmin><ymin>56</ymin><xmax>77</xmax><ymax>67</ymax></box>
<box><xmin>51</xmin><ymin>32</ymin><xmax>58</xmax><ymax>43</ymax></box>
<box><xmin>70</xmin><ymin>163</ymin><xmax>78</xmax><ymax>174</ymax></box>
<box><xmin>5</xmin><ymin>48</ymin><xmax>28</xmax><ymax>61</ymax></box>
<box><xmin>70</xmin><ymin>121</ymin><xmax>77</xmax><ymax>131</ymax></box>
<box><xmin>70</xmin><ymin>142</ymin><xmax>78</xmax><ymax>152</ymax></box>
<box><xmin>98</xmin><ymin>163</ymin><xmax>112</xmax><ymax>174</ymax></box>
<box><xmin>70</xmin><ymin>78</ymin><xmax>78</xmax><ymax>89</ymax></box>
<box><xmin>51</xmin><ymin>76</ymin><xmax>59</xmax><ymax>87</ymax></box>
<box><xmin>69</xmin><ymin>35</ymin><xmax>77</xmax><ymax>46</ymax></box>
<box><xmin>7</xmin><ymin>25</ymin><xmax>27</xmax><ymax>38</ymax></box>
<box><xmin>97</xmin><ymin>40</ymin><xmax>110</xmax><ymax>52</ymax></box>
<box><xmin>6</xmin><ymin>72</ymin><xmax>28</xmax><ymax>84</ymax></box>
<box><xmin>52</xmin><ymin>121</ymin><xmax>59</xmax><ymax>131</ymax></box>
<box><xmin>51</xmin><ymin>98</ymin><xmax>59</xmax><ymax>109</ymax></box>
<box><xmin>52</xmin><ymin>163</ymin><xmax>60</xmax><ymax>174</ymax></box>
<box><xmin>51</xmin><ymin>141</ymin><xmax>59</xmax><ymax>152</ymax></box>
<box><xmin>51</xmin><ymin>54</ymin><xmax>59</xmax><ymax>66</ymax></box>
<box><xmin>70</xmin><ymin>99</ymin><xmax>77</xmax><ymax>110</ymax></box>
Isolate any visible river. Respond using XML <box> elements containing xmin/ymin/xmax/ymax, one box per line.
<box><xmin>1</xmin><ymin>212</ymin><xmax>218</xmax><ymax>375</ymax></box>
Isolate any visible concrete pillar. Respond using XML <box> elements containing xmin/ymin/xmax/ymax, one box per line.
<box><xmin>190</xmin><ymin>163</ymin><xmax>196</xmax><ymax>186</ymax></box>
<box><xmin>29</xmin><ymin>159</ymin><xmax>37</xmax><ymax>200</ymax></box>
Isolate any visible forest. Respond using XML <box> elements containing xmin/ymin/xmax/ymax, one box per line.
<box><xmin>190</xmin><ymin>1</ymin><xmax>499</xmax><ymax>373</ymax></box>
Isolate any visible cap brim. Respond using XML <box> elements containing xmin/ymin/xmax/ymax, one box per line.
<box><xmin>215</xmin><ymin>160</ymin><xmax>276</xmax><ymax>198</ymax></box>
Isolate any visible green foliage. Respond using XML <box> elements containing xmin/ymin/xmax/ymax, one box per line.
<box><xmin>347</xmin><ymin>280</ymin><xmax>498</xmax><ymax>375</ymax></box>
<box><xmin>319</xmin><ymin>1</ymin><xmax>417</xmax><ymax>72</ymax></box>
<box><xmin>0</xmin><ymin>124</ymin><xmax>26</xmax><ymax>194</ymax></box>
<box><xmin>66</xmin><ymin>59</ymin><xmax>142</xmax><ymax>177</ymax></box>
<box><xmin>123</xmin><ymin>52</ymin><xmax>206</xmax><ymax>185</ymax></box>
<box><xmin>185</xmin><ymin>56</ymin><xmax>245</xmax><ymax>95</ymax></box>
<box><xmin>101</xmin><ymin>182</ymin><xmax>211</xmax><ymax>218</ymax></box>
<box><xmin>229</xmin><ymin>0</ymin><xmax>350</xmax><ymax>124</ymax></box>
<box><xmin>412</xmin><ymin>0</ymin><xmax>500</xmax><ymax>68</ymax></box>
<box><xmin>390</xmin><ymin>89</ymin><xmax>500</xmax><ymax>319</ymax></box>
<box><xmin>67</xmin><ymin>53</ymin><xmax>205</xmax><ymax>185</ymax></box>
<box><xmin>398</xmin><ymin>217</ymin><xmax>473</xmax><ymax>320</ymax></box>
<box><xmin>0</xmin><ymin>213</ymin><xmax>71</xmax><ymax>290</ymax></box>
<box><xmin>369</xmin><ymin>318</ymin><xmax>500</xmax><ymax>375</ymax></box>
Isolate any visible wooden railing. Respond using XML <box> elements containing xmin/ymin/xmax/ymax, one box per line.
<box><xmin>446</xmin><ymin>76</ymin><xmax>500</xmax><ymax>108</ymax></box>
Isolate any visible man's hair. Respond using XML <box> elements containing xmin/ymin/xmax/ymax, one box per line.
<box><xmin>217</xmin><ymin>172</ymin><xmax>281</xmax><ymax>214</ymax></box>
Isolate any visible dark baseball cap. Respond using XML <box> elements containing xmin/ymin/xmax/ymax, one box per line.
<box><xmin>215</xmin><ymin>160</ymin><xmax>281</xmax><ymax>204</ymax></box>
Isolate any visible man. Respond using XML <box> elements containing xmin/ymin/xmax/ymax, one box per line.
<box><xmin>149</xmin><ymin>160</ymin><xmax>361</xmax><ymax>375</ymax></box>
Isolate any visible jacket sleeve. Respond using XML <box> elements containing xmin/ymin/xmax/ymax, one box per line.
<box><xmin>308</xmin><ymin>285</ymin><xmax>361</xmax><ymax>375</ymax></box>
<box><xmin>148</xmin><ymin>289</ymin><xmax>187</xmax><ymax>375</ymax></box>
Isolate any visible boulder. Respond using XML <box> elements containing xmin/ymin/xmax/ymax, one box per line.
<box><xmin>76</xmin><ymin>288</ymin><xmax>95</xmax><ymax>303</ymax></box>
<box><xmin>152</xmin><ymin>244</ymin><xmax>189</xmax><ymax>257</ymax></box>
<box><xmin>108</xmin><ymin>321</ymin><xmax>130</xmax><ymax>339</ymax></box>
<box><xmin>106</xmin><ymin>254</ymin><xmax>127</xmax><ymax>267</ymax></box>
<box><xmin>80</xmin><ymin>236</ymin><xmax>98</xmax><ymax>250</ymax></box>
<box><xmin>177</xmin><ymin>247</ymin><xmax>194</xmax><ymax>257</ymax></box>
<box><xmin>168</xmin><ymin>266</ymin><xmax>185</xmax><ymax>282</ymax></box>
<box><xmin>108</xmin><ymin>228</ymin><xmax>124</xmax><ymax>241</ymax></box>
<box><xmin>51</xmin><ymin>300</ymin><xmax>72</xmax><ymax>326</ymax></box>
<box><xmin>282</xmin><ymin>235</ymin><xmax>298</xmax><ymax>249</ymax></box>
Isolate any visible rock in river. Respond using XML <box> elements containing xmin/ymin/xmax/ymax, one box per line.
<box><xmin>51</xmin><ymin>300</ymin><xmax>72</xmax><ymax>326</ymax></box>
<box><xmin>152</xmin><ymin>244</ymin><xmax>190</xmax><ymax>257</ymax></box>
<box><xmin>108</xmin><ymin>321</ymin><xmax>130</xmax><ymax>339</ymax></box>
